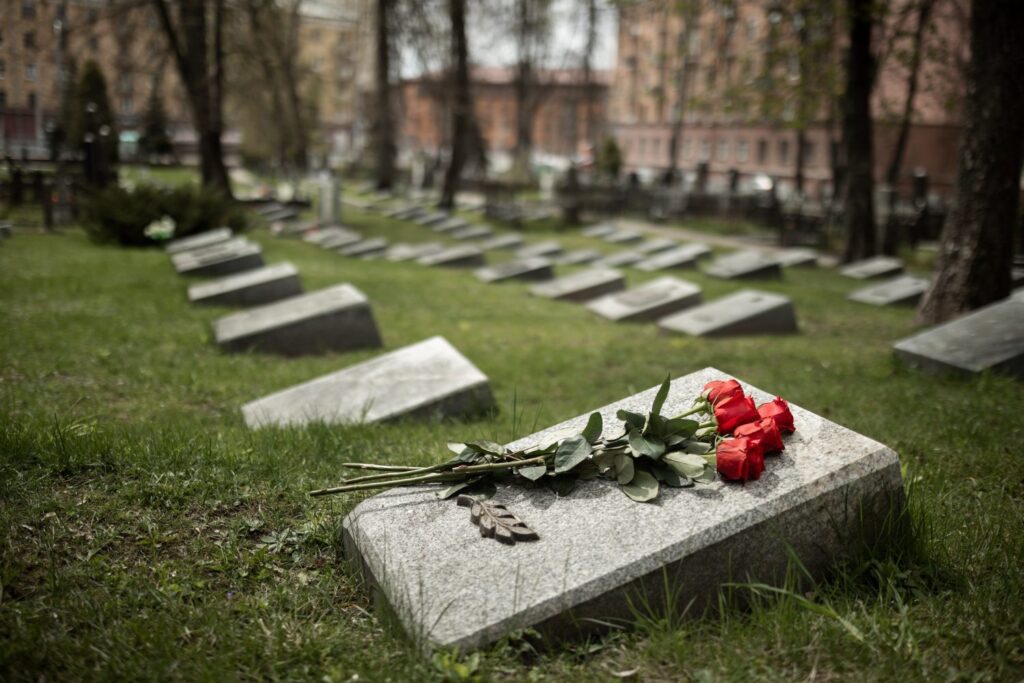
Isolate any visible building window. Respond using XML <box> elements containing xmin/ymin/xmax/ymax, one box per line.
<box><xmin>804</xmin><ymin>141</ymin><xmax>815</xmax><ymax>166</ymax></box>
<box><xmin>705</xmin><ymin>66</ymin><xmax>716</xmax><ymax>91</ymax></box>
<box><xmin>26</xmin><ymin>63</ymin><xmax>37</xmax><ymax>82</ymax></box>
<box><xmin>683</xmin><ymin>138</ymin><xmax>693</xmax><ymax>159</ymax></box>
<box><xmin>27</xmin><ymin>92</ymin><xmax>36</xmax><ymax>109</ymax></box>
<box><xmin>737</xmin><ymin>139</ymin><xmax>749</xmax><ymax>163</ymax></box>
<box><xmin>746</xmin><ymin>17</ymin><xmax>758</xmax><ymax>41</ymax></box>
<box><xmin>89</xmin><ymin>35</ymin><xmax>99</xmax><ymax>51</ymax></box>
<box><xmin>22</xmin><ymin>1</ymin><xmax>36</xmax><ymax>19</ymax></box>
<box><xmin>716</xmin><ymin>139</ymin><xmax>729</xmax><ymax>161</ymax></box>
<box><xmin>118</xmin><ymin>74</ymin><xmax>133</xmax><ymax>93</ymax></box>
<box><xmin>121</xmin><ymin>96</ymin><xmax>134</xmax><ymax>115</ymax></box>
<box><xmin>778</xmin><ymin>139</ymin><xmax>790</xmax><ymax>165</ymax></box>
<box><xmin>699</xmin><ymin>139</ymin><xmax>711</xmax><ymax>161</ymax></box>
<box><xmin>24</xmin><ymin>31</ymin><xmax>36</xmax><ymax>49</ymax></box>
<box><xmin>88</xmin><ymin>8</ymin><xmax>99</xmax><ymax>23</ymax></box>
<box><xmin>757</xmin><ymin>139</ymin><xmax>768</xmax><ymax>163</ymax></box>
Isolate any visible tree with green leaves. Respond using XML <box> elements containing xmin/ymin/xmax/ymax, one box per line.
<box><xmin>68</xmin><ymin>60</ymin><xmax>119</xmax><ymax>165</ymax></box>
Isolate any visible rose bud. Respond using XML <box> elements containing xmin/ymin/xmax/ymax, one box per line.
<box><xmin>713</xmin><ymin>392</ymin><xmax>760</xmax><ymax>434</ymax></box>
<box><xmin>703</xmin><ymin>379</ymin><xmax>743</xmax><ymax>405</ymax></box>
<box><xmin>735</xmin><ymin>417</ymin><xmax>785</xmax><ymax>454</ymax></box>
<box><xmin>715</xmin><ymin>437</ymin><xmax>765</xmax><ymax>482</ymax></box>
<box><xmin>757</xmin><ymin>396</ymin><xmax>795</xmax><ymax>433</ymax></box>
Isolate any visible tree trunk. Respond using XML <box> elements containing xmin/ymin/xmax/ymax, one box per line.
<box><xmin>374</xmin><ymin>0</ymin><xmax>396</xmax><ymax>190</ymax></box>
<box><xmin>668</xmin><ymin>15</ymin><xmax>697</xmax><ymax>182</ymax></box>
<box><xmin>581</xmin><ymin>0</ymin><xmax>598</xmax><ymax>156</ymax></box>
<box><xmin>916</xmin><ymin>0</ymin><xmax>1024</xmax><ymax>324</ymax></box>
<box><xmin>513</xmin><ymin>0</ymin><xmax>534</xmax><ymax>178</ymax></box>
<box><xmin>440</xmin><ymin>0</ymin><xmax>470</xmax><ymax>210</ymax></box>
<box><xmin>840</xmin><ymin>0</ymin><xmax>876</xmax><ymax>262</ymax></box>
<box><xmin>795</xmin><ymin>128</ymin><xmax>807</xmax><ymax>196</ymax></box>
<box><xmin>881</xmin><ymin>0</ymin><xmax>935</xmax><ymax>255</ymax></box>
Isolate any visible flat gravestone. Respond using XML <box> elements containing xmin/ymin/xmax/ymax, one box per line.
<box><xmin>635</xmin><ymin>238</ymin><xmax>677</xmax><ymax>254</ymax></box>
<box><xmin>704</xmin><ymin>250</ymin><xmax>782</xmax><ymax>280</ymax></box>
<box><xmin>305</xmin><ymin>226</ymin><xmax>361</xmax><ymax>248</ymax></box>
<box><xmin>242</xmin><ymin>336</ymin><xmax>494</xmax><ymax>428</ymax></box>
<box><xmin>418</xmin><ymin>245</ymin><xmax>486</xmax><ymax>268</ymax></box>
<box><xmin>273</xmin><ymin>219</ymin><xmax>318</xmax><ymax>238</ymax></box>
<box><xmin>253</xmin><ymin>203</ymin><xmax>284</xmax><ymax>217</ymax></box>
<box><xmin>385</xmin><ymin>242</ymin><xmax>446</xmax><ymax>262</ymax></box>
<box><xmin>340</xmin><ymin>238</ymin><xmax>388</xmax><ymax>258</ymax></box>
<box><xmin>604</xmin><ymin>229</ymin><xmax>644</xmax><ymax>245</ymax></box>
<box><xmin>893</xmin><ymin>294</ymin><xmax>1024</xmax><ymax>378</ymax></box>
<box><xmin>658</xmin><ymin>289</ymin><xmax>798</xmax><ymax>337</ymax></box>
<box><xmin>479</xmin><ymin>234</ymin><xmax>525</xmax><ymax>251</ymax></box>
<box><xmin>839</xmin><ymin>256</ymin><xmax>904</xmax><ymax>280</ymax></box>
<box><xmin>385</xmin><ymin>205</ymin><xmax>418</xmax><ymax>219</ymax></box>
<box><xmin>432</xmin><ymin>217</ymin><xmax>470</xmax><ymax>234</ymax></box>
<box><xmin>516</xmin><ymin>241</ymin><xmax>564</xmax><ymax>259</ymax></box>
<box><xmin>170</xmin><ymin>236</ymin><xmax>251</xmax><ymax>267</ymax></box>
<box><xmin>557</xmin><ymin>249</ymin><xmax>603</xmax><ymax>266</ymax></box>
<box><xmin>530</xmin><ymin>268</ymin><xmax>625</xmax><ymax>302</ymax></box>
<box><xmin>452</xmin><ymin>225</ymin><xmax>494</xmax><ymax>241</ymax></box>
<box><xmin>586</xmin><ymin>275</ymin><xmax>701</xmax><ymax>322</ymax></box>
<box><xmin>848</xmin><ymin>275</ymin><xmax>929</xmax><ymax>306</ymax></box>
<box><xmin>635</xmin><ymin>244</ymin><xmax>711</xmax><ymax>272</ymax></box>
<box><xmin>581</xmin><ymin>223</ymin><xmax>617</xmax><ymax>239</ymax></box>
<box><xmin>596</xmin><ymin>250</ymin><xmax>646</xmax><ymax>268</ymax></box>
<box><xmin>188</xmin><ymin>262</ymin><xmax>303</xmax><ymax>307</ymax></box>
<box><xmin>165</xmin><ymin>227</ymin><xmax>233</xmax><ymax>255</ymax></box>
<box><xmin>174</xmin><ymin>241</ymin><xmax>264</xmax><ymax>278</ymax></box>
<box><xmin>262</xmin><ymin>207</ymin><xmax>299</xmax><ymax>223</ymax></box>
<box><xmin>342</xmin><ymin>367</ymin><xmax>903</xmax><ymax>651</ymax></box>
<box><xmin>415</xmin><ymin>212</ymin><xmax>450</xmax><ymax>227</ymax></box>
<box><xmin>776</xmin><ymin>248</ymin><xmax>819</xmax><ymax>268</ymax></box>
<box><xmin>214</xmin><ymin>283</ymin><xmax>382</xmax><ymax>356</ymax></box>
<box><xmin>474</xmin><ymin>257</ymin><xmax>554</xmax><ymax>283</ymax></box>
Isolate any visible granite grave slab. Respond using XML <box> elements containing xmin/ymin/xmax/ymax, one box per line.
<box><xmin>165</xmin><ymin>227</ymin><xmax>233</xmax><ymax>255</ymax></box>
<box><xmin>595</xmin><ymin>250</ymin><xmax>646</xmax><ymax>268</ymax></box>
<box><xmin>342</xmin><ymin>367</ymin><xmax>903</xmax><ymax>651</ymax></box>
<box><xmin>431</xmin><ymin>217</ymin><xmax>471</xmax><ymax>234</ymax></box>
<box><xmin>848</xmin><ymin>275</ymin><xmax>929</xmax><ymax>306</ymax></box>
<box><xmin>635</xmin><ymin>238</ymin><xmax>677</xmax><ymax>254</ymax></box>
<box><xmin>479</xmin><ymin>234</ymin><xmax>525</xmax><ymax>251</ymax></box>
<box><xmin>530</xmin><ymin>268</ymin><xmax>625</xmax><ymax>302</ymax></box>
<box><xmin>451</xmin><ymin>225</ymin><xmax>494</xmax><ymax>241</ymax></box>
<box><xmin>385</xmin><ymin>242</ymin><xmax>446</xmax><ymax>262</ymax></box>
<box><xmin>516</xmin><ymin>241</ymin><xmax>564</xmax><ymax>259</ymax></box>
<box><xmin>635</xmin><ymin>244</ymin><xmax>711</xmax><ymax>272</ymax></box>
<box><xmin>214</xmin><ymin>283</ymin><xmax>382</xmax><ymax>356</ymax></box>
<box><xmin>305</xmin><ymin>227</ymin><xmax>361</xmax><ymax>249</ymax></box>
<box><xmin>775</xmin><ymin>248</ymin><xmax>819</xmax><ymax>268</ymax></box>
<box><xmin>658</xmin><ymin>289</ymin><xmax>798</xmax><ymax>337</ymax></box>
<box><xmin>603</xmin><ymin>229</ymin><xmax>644</xmax><ymax>245</ymax></box>
<box><xmin>273</xmin><ymin>219</ymin><xmax>318</xmax><ymax>238</ymax></box>
<box><xmin>170</xmin><ymin>236</ymin><xmax>251</xmax><ymax>267</ymax></box>
<box><xmin>893</xmin><ymin>294</ymin><xmax>1024</xmax><ymax>378</ymax></box>
<box><xmin>839</xmin><ymin>256</ymin><xmax>904</xmax><ymax>280</ymax></box>
<box><xmin>173</xmin><ymin>241</ymin><xmax>264</xmax><ymax>277</ymax></box>
<box><xmin>557</xmin><ymin>249</ymin><xmax>603</xmax><ymax>266</ymax></box>
<box><xmin>188</xmin><ymin>262</ymin><xmax>303</xmax><ymax>307</ymax></box>
<box><xmin>586</xmin><ymin>275</ymin><xmax>702</xmax><ymax>322</ymax></box>
<box><xmin>243</xmin><ymin>336</ymin><xmax>494</xmax><ymax>428</ymax></box>
<box><xmin>415</xmin><ymin>212</ymin><xmax>450</xmax><ymax>227</ymax></box>
<box><xmin>474</xmin><ymin>257</ymin><xmax>554</xmax><ymax>283</ymax></box>
<box><xmin>704</xmin><ymin>250</ymin><xmax>783</xmax><ymax>280</ymax></box>
<box><xmin>340</xmin><ymin>238</ymin><xmax>389</xmax><ymax>258</ymax></box>
<box><xmin>581</xmin><ymin>223</ymin><xmax>617</xmax><ymax>239</ymax></box>
<box><xmin>418</xmin><ymin>245</ymin><xmax>486</xmax><ymax>268</ymax></box>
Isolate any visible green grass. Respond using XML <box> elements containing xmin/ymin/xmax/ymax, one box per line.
<box><xmin>1</xmin><ymin>209</ymin><xmax>1023</xmax><ymax>681</ymax></box>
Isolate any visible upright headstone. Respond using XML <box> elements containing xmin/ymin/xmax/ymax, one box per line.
<box><xmin>242</xmin><ymin>336</ymin><xmax>494</xmax><ymax>428</ymax></box>
<box><xmin>474</xmin><ymin>257</ymin><xmax>554</xmax><ymax>283</ymax></box>
<box><xmin>839</xmin><ymin>256</ymin><xmax>904</xmax><ymax>280</ymax></box>
<box><xmin>530</xmin><ymin>268</ymin><xmax>625</xmax><ymax>302</ymax></box>
<box><xmin>658</xmin><ymin>289</ymin><xmax>798</xmax><ymax>337</ymax></box>
<box><xmin>418</xmin><ymin>245</ymin><xmax>486</xmax><ymax>268</ymax></box>
<box><xmin>516</xmin><ymin>241</ymin><xmax>564</xmax><ymax>259</ymax></box>
<box><xmin>586</xmin><ymin>276</ymin><xmax>702</xmax><ymax>322</ymax></box>
<box><xmin>848</xmin><ymin>276</ymin><xmax>929</xmax><ymax>306</ymax></box>
<box><xmin>213</xmin><ymin>284</ymin><xmax>382</xmax><ymax>356</ymax></box>
<box><xmin>165</xmin><ymin>227</ymin><xmax>233</xmax><ymax>255</ymax></box>
<box><xmin>893</xmin><ymin>294</ymin><xmax>1024</xmax><ymax>378</ymax></box>
<box><xmin>188</xmin><ymin>262</ymin><xmax>303</xmax><ymax>307</ymax></box>
<box><xmin>704</xmin><ymin>250</ymin><xmax>783</xmax><ymax>280</ymax></box>
<box><xmin>634</xmin><ymin>244</ymin><xmax>711</xmax><ymax>272</ymax></box>
<box><xmin>319</xmin><ymin>175</ymin><xmax>341</xmax><ymax>225</ymax></box>
<box><xmin>342</xmin><ymin>368</ymin><xmax>903</xmax><ymax>651</ymax></box>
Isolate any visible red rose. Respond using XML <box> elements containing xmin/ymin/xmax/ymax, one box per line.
<box><xmin>715</xmin><ymin>437</ymin><xmax>765</xmax><ymax>481</ymax></box>
<box><xmin>713</xmin><ymin>392</ymin><xmax>760</xmax><ymax>434</ymax></box>
<box><xmin>704</xmin><ymin>379</ymin><xmax>743</xmax><ymax>405</ymax></box>
<box><xmin>734</xmin><ymin>417</ymin><xmax>785</xmax><ymax>454</ymax></box>
<box><xmin>757</xmin><ymin>397</ymin><xmax>795</xmax><ymax>433</ymax></box>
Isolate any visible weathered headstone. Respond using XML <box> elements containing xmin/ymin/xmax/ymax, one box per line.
<box><xmin>170</xmin><ymin>236</ymin><xmax>251</xmax><ymax>265</ymax></box>
<box><xmin>415</xmin><ymin>212</ymin><xmax>450</xmax><ymax>228</ymax></box>
<box><xmin>305</xmin><ymin>226</ymin><xmax>362</xmax><ymax>249</ymax></box>
<box><xmin>704</xmin><ymin>250</ymin><xmax>783</xmax><ymax>280</ymax></box>
<box><xmin>530</xmin><ymin>268</ymin><xmax>625</xmax><ymax>302</ymax></box>
<box><xmin>839</xmin><ymin>256</ymin><xmax>904</xmax><ymax>280</ymax></box>
<box><xmin>848</xmin><ymin>275</ymin><xmax>929</xmax><ymax>306</ymax></box>
<box><xmin>431</xmin><ymin>217</ymin><xmax>471</xmax><ymax>234</ymax></box>
<box><xmin>775</xmin><ymin>247</ymin><xmax>819</xmax><ymax>268</ymax></box>
<box><xmin>893</xmin><ymin>294</ymin><xmax>1024</xmax><ymax>378</ymax></box>
<box><xmin>188</xmin><ymin>262</ymin><xmax>303</xmax><ymax>307</ymax></box>
<box><xmin>595</xmin><ymin>250</ymin><xmax>647</xmax><ymax>268</ymax></box>
<box><xmin>385</xmin><ymin>242</ymin><xmax>446</xmax><ymax>262</ymax></box>
<box><xmin>173</xmin><ymin>241</ymin><xmax>265</xmax><ymax>277</ymax></box>
<box><xmin>635</xmin><ymin>238</ymin><xmax>677</xmax><ymax>254</ymax></box>
<box><xmin>418</xmin><ymin>245</ymin><xmax>486</xmax><ymax>268</ymax></box>
<box><xmin>452</xmin><ymin>225</ymin><xmax>494</xmax><ymax>241</ymax></box>
<box><xmin>581</xmin><ymin>223</ymin><xmax>617</xmax><ymax>239</ymax></box>
<box><xmin>479</xmin><ymin>234</ymin><xmax>525</xmax><ymax>251</ymax></box>
<box><xmin>274</xmin><ymin>219</ymin><xmax>319</xmax><ymax>238</ymax></box>
<box><xmin>340</xmin><ymin>238</ymin><xmax>389</xmax><ymax>258</ymax></box>
<box><xmin>342</xmin><ymin>367</ymin><xmax>903</xmax><ymax>651</ymax></box>
<box><xmin>557</xmin><ymin>249</ymin><xmax>604</xmax><ymax>266</ymax></box>
<box><xmin>242</xmin><ymin>336</ymin><xmax>494</xmax><ymax>428</ymax></box>
<box><xmin>658</xmin><ymin>289</ymin><xmax>798</xmax><ymax>337</ymax></box>
<box><xmin>603</xmin><ymin>229</ymin><xmax>644</xmax><ymax>245</ymax></box>
<box><xmin>516</xmin><ymin>241</ymin><xmax>564</xmax><ymax>259</ymax></box>
<box><xmin>474</xmin><ymin>257</ymin><xmax>554</xmax><ymax>283</ymax></box>
<box><xmin>165</xmin><ymin>227</ymin><xmax>233</xmax><ymax>255</ymax></box>
<box><xmin>587</xmin><ymin>276</ymin><xmax>702</xmax><ymax>322</ymax></box>
<box><xmin>634</xmin><ymin>244</ymin><xmax>711</xmax><ymax>272</ymax></box>
<box><xmin>213</xmin><ymin>284</ymin><xmax>382</xmax><ymax>356</ymax></box>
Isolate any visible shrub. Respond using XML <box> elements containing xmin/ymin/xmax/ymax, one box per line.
<box><xmin>80</xmin><ymin>183</ymin><xmax>249</xmax><ymax>246</ymax></box>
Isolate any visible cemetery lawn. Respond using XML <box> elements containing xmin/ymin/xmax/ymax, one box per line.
<box><xmin>2</xmin><ymin>213</ymin><xmax>1023</xmax><ymax>682</ymax></box>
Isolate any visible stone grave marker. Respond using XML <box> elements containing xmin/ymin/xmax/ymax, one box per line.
<box><xmin>604</xmin><ymin>229</ymin><xmax>644</xmax><ymax>245</ymax></box>
<box><xmin>261</xmin><ymin>206</ymin><xmax>299</xmax><ymax>223</ymax></box>
<box><xmin>893</xmin><ymin>294</ymin><xmax>1024</xmax><ymax>378</ymax></box>
<box><xmin>242</xmin><ymin>336</ymin><xmax>494</xmax><ymax>428</ymax></box>
<box><xmin>595</xmin><ymin>250</ymin><xmax>646</xmax><ymax>268</ymax></box>
<box><xmin>415</xmin><ymin>212</ymin><xmax>450</xmax><ymax>227</ymax></box>
<box><xmin>658</xmin><ymin>289</ymin><xmax>798</xmax><ymax>337</ymax></box>
<box><xmin>474</xmin><ymin>257</ymin><xmax>554</xmax><ymax>283</ymax></box>
<box><xmin>635</xmin><ymin>244</ymin><xmax>711</xmax><ymax>272</ymax></box>
<box><xmin>165</xmin><ymin>227</ymin><xmax>233</xmax><ymax>255</ymax></box>
<box><xmin>451</xmin><ymin>225</ymin><xmax>494</xmax><ymax>241</ymax></box>
<box><xmin>776</xmin><ymin>248</ymin><xmax>819</xmax><ymax>268</ymax></box>
<box><xmin>385</xmin><ymin>242</ymin><xmax>446</xmax><ymax>262</ymax></box>
<box><xmin>581</xmin><ymin>223</ymin><xmax>617</xmax><ymax>239</ymax></box>
<box><xmin>635</xmin><ymin>238</ymin><xmax>677</xmax><ymax>254</ymax></box>
<box><xmin>479</xmin><ymin>234</ymin><xmax>525</xmax><ymax>251</ymax></box>
<box><xmin>214</xmin><ymin>283</ymin><xmax>382</xmax><ymax>356</ymax></box>
<box><xmin>253</xmin><ymin>202</ymin><xmax>284</xmax><ymax>217</ymax></box>
<box><xmin>385</xmin><ymin>205</ymin><xmax>418</xmax><ymax>219</ymax></box>
<box><xmin>530</xmin><ymin>268</ymin><xmax>625</xmax><ymax>302</ymax></box>
<box><xmin>557</xmin><ymin>249</ymin><xmax>603</xmax><ymax>266</ymax></box>
<box><xmin>342</xmin><ymin>367</ymin><xmax>903</xmax><ymax>651</ymax></box>
<box><xmin>418</xmin><ymin>245</ymin><xmax>486</xmax><ymax>268</ymax></box>
<box><xmin>516</xmin><ymin>241</ymin><xmax>564</xmax><ymax>259</ymax></box>
<box><xmin>586</xmin><ymin>275</ymin><xmax>702</xmax><ymax>322</ymax></box>
<box><xmin>839</xmin><ymin>256</ymin><xmax>904</xmax><ymax>280</ymax></box>
<box><xmin>173</xmin><ymin>240</ymin><xmax>264</xmax><ymax>278</ymax></box>
<box><xmin>848</xmin><ymin>275</ymin><xmax>929</xmax><ymax>306</ymax></box>
<box><xmin>273</xmin><ymin>219</ymin><xmax>319</xmax><ymax>238</ymax></box>
<box><xmin>431</xmin><ymin>217</ymin><xmax>471</xmax><ymax>234</ymax></box>
<box><xmin>188</xmin><ymin>262</ymin><xmax>303</xmax><ymax>307</ymax></box>
<box><xmin>704</xmin><ymin>250</ymin><xmax>783</xmax><ymax>280</ymax></box>
<box><xmin>305</xmin><ymin>226</ymin><xmax>361</xmax><ymax>248</ymax></box>
<box><xmin>340</xmin><ymin>238</ymin><xmax>389</xmax><ymax>258</ymax></box>
<box><xmin>170</xmin><ymin>236</ymin><xmax>250</xmax><ymax>265</ymax></box>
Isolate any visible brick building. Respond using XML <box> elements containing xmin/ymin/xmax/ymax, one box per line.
<box><xmin>610</xmin><ymin>0</ymin><xmax>968</xmax><ymax>197</ymax></box>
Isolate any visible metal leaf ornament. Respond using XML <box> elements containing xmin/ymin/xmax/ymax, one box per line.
<box><xmin>457</xmin><ymin>495</ymin><xmax>540</xmax><ymax>545</ymax></box>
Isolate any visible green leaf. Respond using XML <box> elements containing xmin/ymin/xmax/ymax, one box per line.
<box><xmin>554</xmin><ymin>436</ymin><xmax>592</xmax><ymax>474</ymax></box>
<box><xmin>663</xmin><ymin>452</ymin><xmax>709</xmax><ymax>479</ymax></box>
<box><xmin>437</xmin><ymin>481</ymin><xmax>474</xmax><ymax>500</ymax></box>
<box><xmin>581</xmin><ymin>412</ymin><xmax>603</xmax><ymax>444</ymax></box>
<box><xmin>621</xmin><ymin>468</ymin><xmax>659</xmax><ymax>502</ymax></box>
<box><xmin>547</xmin><ymin>475</ymin><xmax>577</xmax><ymax>497</ymax></box>
<box><xmin>652</xmin><ymin>462</ymin><xmax>693</xmax><ymax>488</ymax></box>
<box><xmin>682</xmin><ymin>439</ymin><xmax>712</xmax><ymax>455</ymax></box>
<box><xmin>446</xmin><ymin>442</ymin><xmax>466</xmax><ymax>454</ymax></box>
<box><xmin>614</xmin><ymin>453</ymin><xmax>634</xmax><ymax>485</ymax></box>
<box><xmin>517</xmin><ymin>464</ymin><xmax>547</xmax><ymax>481</ymax></box>
<box><xmin>665</xmin><ymin>434</ymin><xmax>686</xmax><ymax>446</ymax></box>
<box><xmin>651</xmin><ymin>375</ymin><xmax>671</xmax><ymax>417</ymax></box>
<box><xmin>628</xmin><ymin>429</ymin><xmax>666</xmax><ymax>460</ymax></box>
<box><xmin>593</xmin><ymin>450</ymin><xmax>617</xmax><ymax>473</ymax></box>
<box><xmin>616</xmin><ymin>409</ymin><xmax>646</xmax><ymax>430</ymax></box>
<box><xmin>663</xmin><ymin>418</ymin><xmax>699</xmax><ymax>437</ymax></box>
<box><xmin>466</xmin><ymin>440</ymin><xmax>505</xmax><ymax>455</ymax></box>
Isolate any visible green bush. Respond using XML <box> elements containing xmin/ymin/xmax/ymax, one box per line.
<box><xmin>80</xmin><ymin>183</ymin><xmax>249</xmax><ymax>246</ymax></box>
